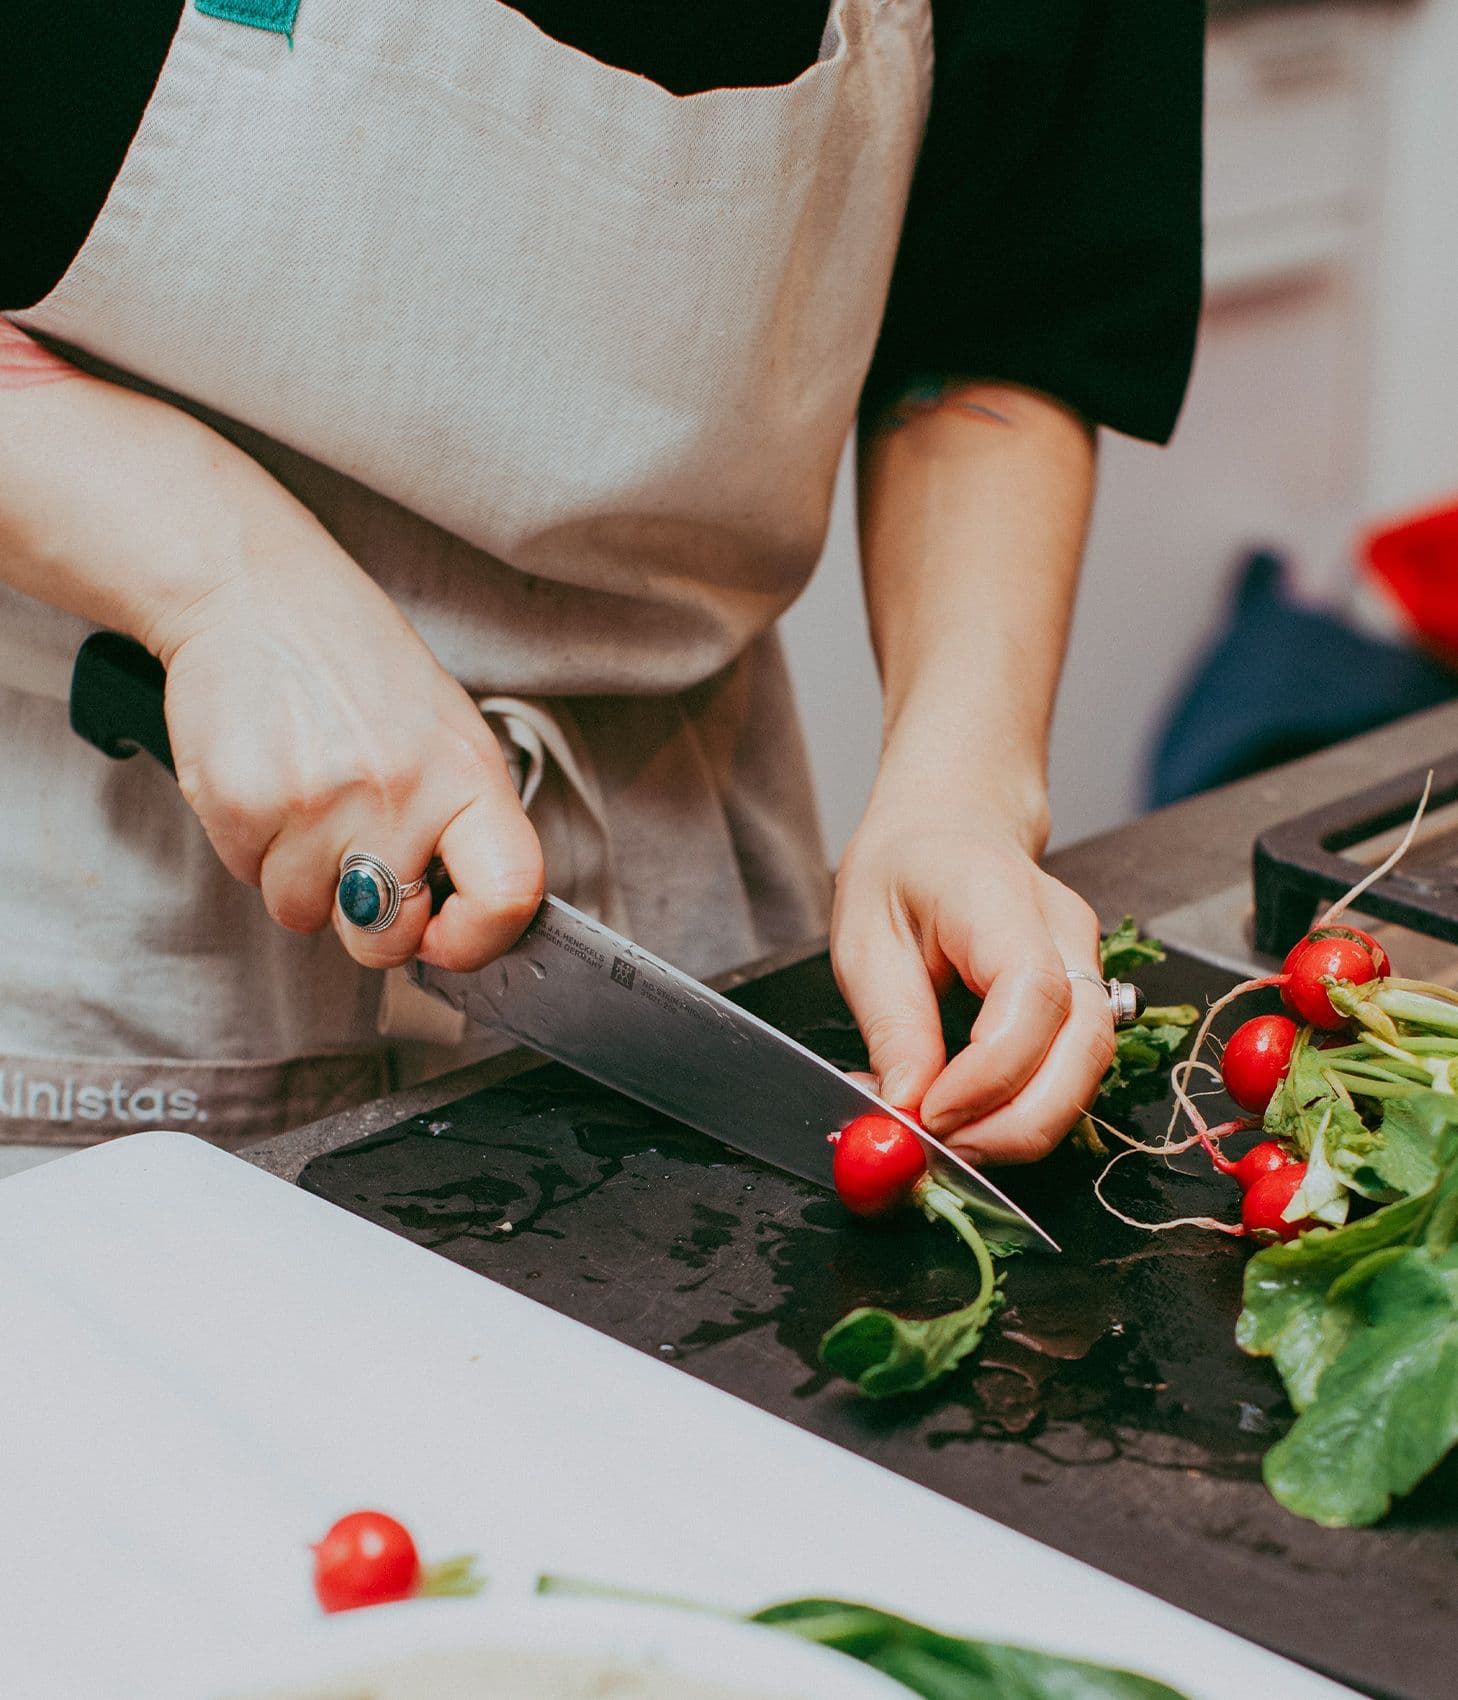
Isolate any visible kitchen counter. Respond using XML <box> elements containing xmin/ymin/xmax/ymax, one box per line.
<box><xmin>246</xmin><ymin>698</ymin><xmax>1458</xmax><ymax>1184</ymax></box>
<box><xmin>241</xmin><ymin>699</ymin><xmax>1458</xmax><ymax>1700</ymax></box>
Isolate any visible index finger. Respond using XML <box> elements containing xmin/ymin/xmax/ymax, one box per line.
<box><xmin>416</xmin><ymin>782</ymin><xmax>546</xmax><ymax>972</ymax></box>
<box><xmin>917</xmin><ymin>909</ymin><xmax>1071</xmax><ymax>1136</ymax></box>
<box><xmin>942</xmin><ymin>982</ymin><xmax>1115</xmax><ymax>1165</ymax></box>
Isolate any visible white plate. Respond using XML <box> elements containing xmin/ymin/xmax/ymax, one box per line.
<box><xmin>216</xmin><ymin>1594</ymin><xmax>908</xmax><ymax>1700</ymax></box>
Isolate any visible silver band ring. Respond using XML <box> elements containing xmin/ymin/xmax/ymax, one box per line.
<box><xmin>1066</xmin><ymin>968</ymin><xmax>1145</xmax><ymax>1028</ymax></box>
<box><xmin>337</xmin><ymin>851</ymin><xmax>429</xmax><ymax>934</ymax></box>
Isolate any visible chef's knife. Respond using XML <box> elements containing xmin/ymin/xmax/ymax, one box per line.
<box><xmin>70</xmin><ymin>631</ymin><xmax>1060</xmax><ymax>1250</ymax></box>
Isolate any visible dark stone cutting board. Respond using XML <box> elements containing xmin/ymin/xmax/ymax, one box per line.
<box><xmin>299</xmin><ymin>946</ymin><xmax>1458</xmax><ymax>1700</ymax></box>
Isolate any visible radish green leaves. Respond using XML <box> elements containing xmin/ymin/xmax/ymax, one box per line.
<box><xmin>819</xmin><ymin>1281</ymin><xmax>1003</xmax><ymax>1400</ymax></box>
<box><xmin>1237</xmin><ymin>1096</ymin><xmax>1458</xmax><ymax>1524</ymax></box>
<box><xmin>755</xmin><ymin>1599</ymin><xmax>1190</xmax><ymax>1699</ymax></box>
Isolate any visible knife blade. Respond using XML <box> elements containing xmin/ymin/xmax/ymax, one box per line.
<box><xmin>411</xmin><ymin>895</ymin><xmax>1060</xmax><ymax>1252</ymax></box>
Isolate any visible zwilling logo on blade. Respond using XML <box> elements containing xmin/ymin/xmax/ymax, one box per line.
<box><xmin>611</xmin><ymin>957</ymin><xmax>636</xmax><ymax>990</ymax></box>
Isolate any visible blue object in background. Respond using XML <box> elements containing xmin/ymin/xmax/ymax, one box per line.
<box><xmin>1148</xmin><ymin>550</ymin><xmax>1458</xmax><ymax>808</ymax></box>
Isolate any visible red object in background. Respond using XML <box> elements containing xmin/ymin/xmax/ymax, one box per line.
<box><xmin>1364</xmin><ymin>500</ymin><xmax>1458</xmax><ymax>663</ymax></box>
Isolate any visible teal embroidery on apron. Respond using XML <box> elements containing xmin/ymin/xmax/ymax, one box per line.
<box><xmin>194</xmin><ymin>0</ymin><xmax>300</xmax><ymax>43</ymax></box>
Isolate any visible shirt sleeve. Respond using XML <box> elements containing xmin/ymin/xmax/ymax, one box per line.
<box><xmin>862</xmin><ymin>0</ymin><xmax>1205</xmax><ymax>445</ymax></box>
<box><xmin>0</xmin><ymin>0</ymin><xmax>183</xmax><ymax>310</ymax></box>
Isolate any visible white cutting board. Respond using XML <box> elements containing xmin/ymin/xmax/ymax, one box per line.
<box><xmin>0</xmin><ymin>1133</ymin><xmax>1358</xmax><ymax>1700</ymax></box>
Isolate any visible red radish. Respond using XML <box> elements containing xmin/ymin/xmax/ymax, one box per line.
<box><xmin>1282</xmin><ymin>924</ymin><xmax>1390</xmax><ymax>983</ymax></box>
<box><xmin>831</xmin><ymin>1113</ymin><xmax>927</xmax><ymax>1218</ymax></box>
<box><xmin>313</xmin><ymin>1511</ymin><xmax>420</xmax><ymax>1613</ymax></box>
<box><xmin>1227</xmin><ymin>1139</ymin><xmax>1295</xmax><ymax>1191</ymax></box>
<box><xmin>1282</xmin><ymin>935</ymin><xmax>1381</xmax><ymax>1028</ymax></box>
<box><xmin>1220</xmin><ymin>1015</ymin><xmax>1298</xmax><ymax>1113</ymax></box>
<box><xmin>1241</xmin><ymin>1162</ymin><xmax>1313</xmax><ymax>1241</ymax></box>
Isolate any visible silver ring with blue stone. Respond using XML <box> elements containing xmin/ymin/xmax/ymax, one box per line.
<box><xmin>336</xmin><ymin>851</ymin><xmax>428</xmax><ymax>933</ymax></box>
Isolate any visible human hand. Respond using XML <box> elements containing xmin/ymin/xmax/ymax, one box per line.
<box><xmin>831</xmin><ymin>797</ymin><xmax>1113</xmax><ymax>1165</ymax></box>
<box><xmin>151</xmin><ymin>455</ymin><xmax>543</xmax><ymax>974</ymax></box>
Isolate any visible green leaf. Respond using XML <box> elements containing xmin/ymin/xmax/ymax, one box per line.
<box><xmin>1237</xmin><ymin>1101</ymin><xmax>1458</xmax><ymax>1523</ymax></box>
<box><xmin>1345</xmin><ymin>1092</ymin><xmax>1446</xmax><ymax>1202</ymax></box>
<box><xmin>1261</xmin><ymin>1035</ymin><xmax>1360</xmax><ymax>1159</ymax></box>
<box><xmin>1237</xmin><ymin>1189</ymin><xmax>1431</xmax><ymax>1409</ymax></box>
<box><xmin>1286</xmin><ymin>1115</ymin><xmax>1351</xmax><ymax>1227</ymax></box>
<box><xmin>819</xmin><ymin>1287</ymin><xmax>1002</xmax><ymax>1399</ymax></box>
<box><xmin>1099</xmin><ymin>918</ymin><xmax>1166</xmax><ymax>981</ymax></box>
<box><xmin>1098</xmin><ymin>1011</ymin><xmax>1198</xmax><ymax>1100</ymax></box>
<box><xmin>1263</xmin><ymin>1033</ymin><xmax>1445</xmax><ymax>1212</ymax></box>
<box><xmin>1086</xmin><ymin>919</ymin><xmax>1191</xmax><ymax>1104</ymax></box>
<box><xmin>1261</xmin><ymin>1248</ymin><xmax>1458</xmax><ymax>1526</ymax></box>
<box><xmin>1259</xmin><ymin>1033</ymin><xmax>1386</xmax><ymax>1224</ymax></box>
<box><xmin>754</xmin><ymin>1599</ymin><xmax>1191</xmax><ymax>1699</ymax></box>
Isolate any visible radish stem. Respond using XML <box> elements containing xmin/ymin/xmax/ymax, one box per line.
<box><xmin>1331</xmin><ymin>1052</ymin><xmax>1430</xmax><ymax>1086</ymax></box>
<box><xmin>1374</xmin><ymin>987</ymin><xmax>1458</xmax><ymax>1034</ymax></box>
<box><xmin>1383</xmin><ymin>977</ymin><xmax>1458</xmax><ymax>1004</ymax></box>
<box><xmin>1360</xmin><ymin>1030</ymin><xmax>1447</xmax><ymax>1079</ymax></box>
<box><xmin>1324</xmin><ymin>1071</ymin><xmax>1413</xmax><ymax>1101</ymax></box>
<box><xmin>1399</xmin><ymin>1035</ymin><xmax>1458</xmax><ymax>1056</ymax></box>
<box><xmin>916</xmin><ymin>1182</ymin><xmax>997</xmax><ymax>1310</ymax></box>
<box><xmin>535</xmin><ymin>1575</ymin><xmax>735</xmax><ymax>1617</ymax></box>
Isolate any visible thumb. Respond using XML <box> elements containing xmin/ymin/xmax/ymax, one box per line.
<box><xmin>832</xmin><ymin>923</ymin><xmax>946</xmax><ymax>1114</ymax></box>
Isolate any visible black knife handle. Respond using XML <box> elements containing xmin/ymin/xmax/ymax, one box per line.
<box><xmin>69</xmin><ymin>630</ymin><xmax>455</xmax><ymax>912</ymax></box>
<box><xmin>69</xmin><ymin>630</ymin><xmax>175</xmax><ymax>775</ymax></box>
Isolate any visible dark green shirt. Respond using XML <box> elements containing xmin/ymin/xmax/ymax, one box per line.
<box><xmin>1</xmin><ymin>0</ymin><xmax>1203</xmax><ymax>441</ymax></box>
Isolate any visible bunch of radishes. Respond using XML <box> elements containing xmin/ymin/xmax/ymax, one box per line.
<box><xmin>1210</xmin><ymin>924</ymin><xmax>1392</xmax><ymax>1240</ymax></box>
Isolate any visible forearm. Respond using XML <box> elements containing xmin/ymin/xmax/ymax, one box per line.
<box><xmin>0</xmin><ymin>322</ymin><xmax>337</xmax><ymax>660</ymax></box>
<box><xmin>833</xmin><ymin>382</ymin><xmax>1109</xmax><ymax>1151</ymax></box>
<box><xmin>856</xmin><ymin>380</ymin><xmax>1096</xmax><ymax>851</ymax></box>
<box><xmin>0</xmin><ymin>330</ymin><xmax>541</xmax><ymax>970</ymax></box>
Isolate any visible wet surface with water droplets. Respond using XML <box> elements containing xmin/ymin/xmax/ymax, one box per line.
<box><xmin>301</xmin><ymin>947</ymin><xmax>1457</xmax><ymax>1700</ymax></box>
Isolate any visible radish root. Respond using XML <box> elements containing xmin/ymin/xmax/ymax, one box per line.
<box><xmin>1096</xmin><ymin>781</ymin><xmax>1434</xmax><ymax>1236</ymax></box>
<box><xmin>1317</xmin><ymin>768</ymin><xmax>1433</xmax><ymax>929</ymax></box>
<box><xmin>1168</xmin><ymin>977</ymin><xmax>1286</xmax><ymax>1140</ymax></box>
<box><xmin>1093</xmin><ymin>1148</ymin><xmax>1245</xmax><ymax>1236</ymax></box>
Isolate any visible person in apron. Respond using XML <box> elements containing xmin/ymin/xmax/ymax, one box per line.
<box><xmin>0</xmin><ymin>1</ymin><xmax>1202</xmax><ymax>1156</ymax></box>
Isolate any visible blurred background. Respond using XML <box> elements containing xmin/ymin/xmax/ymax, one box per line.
<box><xmin>782</xmin><ymin>0</ymin><xmax>1458</xmax><ymax>858</ymax></box>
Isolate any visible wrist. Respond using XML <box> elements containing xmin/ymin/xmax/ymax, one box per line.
<box><xmin>136</xmin><ymin>428</ymin><xmax>359</xmax><ymax>666</ymax></box>
<box><xmin>868</xmin><ymin>707</ymin><xmax>1051</xmax><ymax>858</ymax></box>
<box><xmin>858</xmin><ymin>703</ymin><xmax>1063</xmax><ymax>867</ymax></box>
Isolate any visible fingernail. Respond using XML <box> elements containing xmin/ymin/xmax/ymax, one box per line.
<box><xmin>919</xmin><ymin>1107</ymin><xmax>958</xmax><ymax>1137</ymax></box>
<box><xmin>880</xmin><ymin>1066</ymin><xmax>916</xmax><ymax>1108</ymax></box>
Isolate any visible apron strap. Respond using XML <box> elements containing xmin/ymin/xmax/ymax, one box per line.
<box><xmin>377</xmin><ymin>695</ymin><xmax>628</xmax><ymax>1042</ymax></box>
<box><xmin>477</xmin><ymin>693</ymin><xmax>629</xmax><ymax>932</ymax></box>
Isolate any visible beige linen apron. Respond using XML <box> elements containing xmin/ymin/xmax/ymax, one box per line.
<box><xmin>0</xmin><ymin>0</ymin><xmax>932</xmax><ymax>1146</ymax></box>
